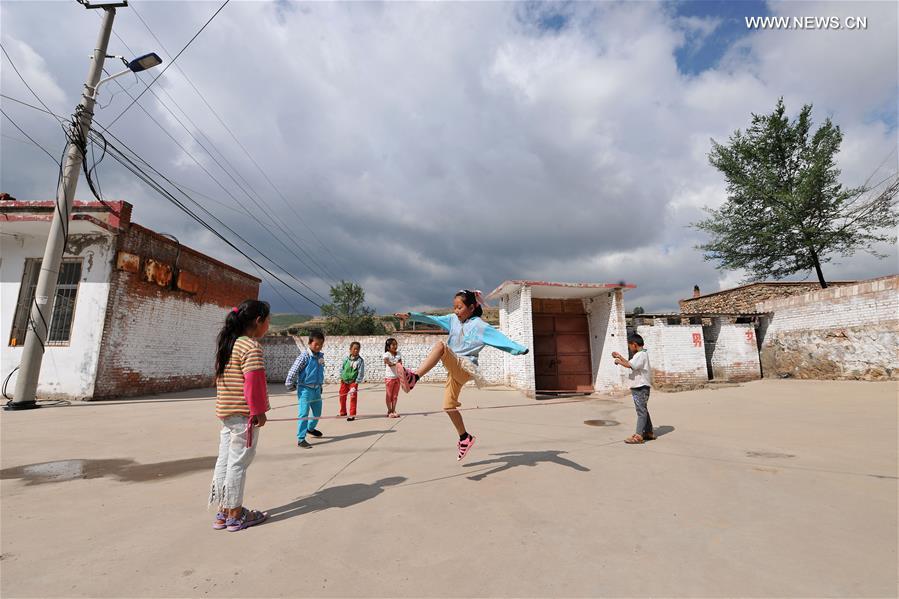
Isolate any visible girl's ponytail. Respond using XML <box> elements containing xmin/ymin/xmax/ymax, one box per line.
<box><xmin>215</xmin><ymin>299</ymin><xmax>271</xmax><ymax>377</ymax></box>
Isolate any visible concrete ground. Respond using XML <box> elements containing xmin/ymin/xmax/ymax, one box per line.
<box><xmin>1</xmin><ymin>379</ymin><xmax>896</xmax><ymax>598</ymax></box>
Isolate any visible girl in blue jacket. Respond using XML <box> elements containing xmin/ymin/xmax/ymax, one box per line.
<box><xmin>395</xmin><ymin>289</ymin><xmax>528</xmax><ymax>461</ymax></box>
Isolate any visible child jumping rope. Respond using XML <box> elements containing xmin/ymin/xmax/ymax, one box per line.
<box><xmin>395</xmin><ymin>289</ymin><xmax>529</xmax><ymax>461</ymax></box>
<box><xmin>286</xmin><ymin>329</ymin><xmax>326</xmax><ymax>449</ymax></box>
<box><xmin>209</xmin><ymin>299</ymin><xmax>271</xmax><ymax>532</ymax></box>
<box><xmin>339</xmin><ymin>341</ymin><xmax>365</xmax><ymax>421</ymax></box>
<box><xmin>383</xmin><ymin>337</ymin><xmax>403</xmax><ymax>417</ymax></box>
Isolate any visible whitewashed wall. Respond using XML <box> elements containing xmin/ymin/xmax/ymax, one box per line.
<box><xmin>0</xmin><ymin>231</ymin><xmax>114</xmax><ymax>399</ymax></box>
<box><xmin>586</xmin><ymin>290</ymin><xmax>630</xmax><ymax>392</ymax></box>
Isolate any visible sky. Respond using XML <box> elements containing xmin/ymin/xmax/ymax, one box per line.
<box><xmin>1</xmin><ymin>0</ymin><xmax>896</xmax><ymax>315</ymax></box>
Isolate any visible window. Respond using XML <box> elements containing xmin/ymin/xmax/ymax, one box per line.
<box><xmin>9</xmin><ymin>259</ymin><xmax>83</xmax><ymax>347</ymax></box>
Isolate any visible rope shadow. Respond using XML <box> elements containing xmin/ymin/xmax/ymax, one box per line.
<box><xmin>310</xmin><ymin>429</ymin><xmax>398</xmax><ymax>446</ymax></box>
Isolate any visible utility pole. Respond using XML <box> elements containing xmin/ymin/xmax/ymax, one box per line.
<box><xmin>8</xmin><ymin>2</ymin><xmax>122</xmax><ymax>409</ymax></box>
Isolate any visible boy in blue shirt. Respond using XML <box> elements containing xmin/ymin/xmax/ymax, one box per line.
<box><xmin>286</xmin><ymin>330</ymin><xmax>326</xmax><ymax>448</ymax></box>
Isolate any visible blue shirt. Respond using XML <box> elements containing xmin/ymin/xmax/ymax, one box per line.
<box><xmin>285</xmin><ymin>348</ymin><xmax>326</xmax><ymax>390</ymax></box>
<box><xmin>408</xmin><ymin>312</ymin><xmax>528</xmax><ymax>365</ymax></box>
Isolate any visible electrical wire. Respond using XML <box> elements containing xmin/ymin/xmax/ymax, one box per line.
<box><xmin>100</xmin><ymin>21</ymin><xmax>340</xmax><ymax>289</ymax></box>
<box><xmin>1</xmin><ymin>93</ymin><xmax>325</xmax><ymax>312</ymax></box>
<box><xmin>106</xmin><ymin>0</ymin><xmax>230</xmax><ymax>129</ymax></box>
<box><xmin>128</xmin><ymin>1</ymin><xmax>354</xmax><ymax>282</ymax></box>
<box><xmin>0</xmin><ymin>108</ymin><xmax>60</xmax><ymax>166</ymax></box>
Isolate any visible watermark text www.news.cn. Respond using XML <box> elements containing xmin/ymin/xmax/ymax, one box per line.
<box><xmin>746</xmin><ymin>16</ymin><xmax>868</xmax><ymax>30</ymax></box>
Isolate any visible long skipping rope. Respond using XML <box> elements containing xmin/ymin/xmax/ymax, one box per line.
<box><xmin>245</xmin><ymin>393</ymin><xmax>598</xmax><ymax>447</ymax></box>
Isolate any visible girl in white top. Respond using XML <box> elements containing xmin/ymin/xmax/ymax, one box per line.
<box><xmin>383</xmin><ymin>338</ymin><xmax>402</xmax><ymax>417</ymax></box>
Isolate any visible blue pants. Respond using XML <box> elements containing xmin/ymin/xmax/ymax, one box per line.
<box><xmin>297</xmin><ymin>387</ymin><xmax>322</xmax><ymax>440</ymax></box>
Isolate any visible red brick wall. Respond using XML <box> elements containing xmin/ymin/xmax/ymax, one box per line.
<box><xmin>93</xmin><ymin>225</ymin><xmax>260</xmax><ymax>399</ymax></box>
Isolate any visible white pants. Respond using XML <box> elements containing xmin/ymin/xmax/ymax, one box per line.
<box><xmin>209</xmin><ymin>415</ymin><xmax>259</xmax><ymax>509</ymax></box>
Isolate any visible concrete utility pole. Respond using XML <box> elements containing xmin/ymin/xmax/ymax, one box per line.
<box><xmin>8</xmin><ymin>4</ymin><xmax>119</xmax><ymax>409</ymax></box>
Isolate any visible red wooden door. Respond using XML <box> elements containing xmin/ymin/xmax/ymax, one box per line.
<box><xmin>532</xmin><ymin>299</ymin><xmax>593</xmax><ymax>393</ymax></box>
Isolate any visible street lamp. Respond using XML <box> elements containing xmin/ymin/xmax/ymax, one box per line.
<box><xmin>91</xmin><ymin>52</ymin><xmax>163</xmax><ymax>95</ymax></box>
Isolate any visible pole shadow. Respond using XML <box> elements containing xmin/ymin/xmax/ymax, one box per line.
<box><xmin>462</xmin><ymin>450</ymin><xmax>590</xmax><ymax>481</ymax></box>
<box><xmin>310</xmin><ymin>429</ymin><xmax>397</xmax><ymax>446</ymax></box>
<box><xmin>264</xmin><ymin>476</ymin><xmax>406</xmax><ymax>524</ymax></box>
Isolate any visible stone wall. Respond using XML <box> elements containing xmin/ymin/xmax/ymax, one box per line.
<box><xmin>636</xmin><ymin>323</ymin><xmax>708</xmax><ymax>388</ymax></box>
<box><xmin>756</xmin><ymin>276</ymin><xmax>899</xmax><ymax>380</ymax></box>
<box><xmin>680</xmin><ymin>281</ymin><xmax>857</xmax><ymax>314</ymax></box>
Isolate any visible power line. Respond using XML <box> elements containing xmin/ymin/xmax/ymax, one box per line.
<box><xmin>105</xmin><ymin>11</ymin><xmax>343</xmax><ymax>285</ymax></box>
<box><xmin>91</xmin><ymin>126</ymin><xmax>326</xmax><ymax>309</ymax></box>
<box><xmin>106</xmin><ymin>0</ymin><xmax>230</xmax><ymax>129</ymax></box>
<box><xmin>129</xmin><ymin>0</ymin><xmax>355</xmax><ymax>282</ymax></box>
<box><xmin>0</xmin><ymin>43</ymin><xmax>66</xmax><ymax>126</ymax></box>
<box><xmin>0</xmin><ymin>108</ymin><xmax>60</xmax><ymax>166</ymax></box>
<box><xmin>92</xmin><ymin>69</ymin><xmax>333</xmax><ymax>302</ymax></box>
<box><xmin>96</xmin><ymin>20</ymin><xmax>339</xmax><ymax>293</ymax></box>
<box><xmin>2</xmin><ymin>91</ymin><xmax>329</xmax><ymax>311</ymax></box>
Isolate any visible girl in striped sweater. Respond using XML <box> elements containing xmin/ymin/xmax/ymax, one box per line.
<box><xmin>209</xmin><ymin>299</ymin><xmax>271</xmax><ymax>532</ymax></box>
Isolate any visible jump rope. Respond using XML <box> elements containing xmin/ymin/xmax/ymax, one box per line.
<box><xmin>243</xmin><ymin>382</ymin><xmax>604</xmax><ymax>446</ymax></box>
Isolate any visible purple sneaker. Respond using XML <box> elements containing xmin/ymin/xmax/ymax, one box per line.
<box><xmin>212</xmin><ymin>511</ymin><xmax>228</xmax><ymax>530</ymax></box>
<box><xmin>226</xmin><ymin>508</ymin><xmax>268</xmax><ymax>532</ymax></box>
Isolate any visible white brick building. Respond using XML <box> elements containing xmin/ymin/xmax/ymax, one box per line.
<box><xmin>489</xmin><ymin>281</ymin><xmax>632</xmax><ymax>395</ymax></box>
<box><xmin>1</xmin><ymin>199</ymin><xmax>260</xmax><ymax>400</ymax></box>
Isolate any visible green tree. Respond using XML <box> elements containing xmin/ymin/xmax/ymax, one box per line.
<box><xmin>320</xmin><ymin>280</ymin><xmax>386</xmax><ymax>335</ymax></box>
<box><xmin>694</xmin><ymin>98</ymin><xmax>898</xmax><ymax>288</ymax></box>
<box><xmin>632</xmin><ymin>306</ymin><xmax>645</xmax><ymax>315</ymax></box>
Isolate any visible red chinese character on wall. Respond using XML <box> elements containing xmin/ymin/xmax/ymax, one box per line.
<box><xmin>745</xmin><ymin>330</ymin><xmax>755</xmax><ymax>344</ymax></box>
<box><xmin>692</xmin><ymin>332</ymin><xmax>702</xmax><ymax>347</ymax></box>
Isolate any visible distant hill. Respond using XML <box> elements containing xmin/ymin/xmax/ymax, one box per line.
<box><xmin>268</xmin><ymin>313</ymin><xmax>314</xmax><ymax>331</ymax></box>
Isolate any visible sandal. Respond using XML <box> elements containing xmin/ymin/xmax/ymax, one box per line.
<box><xmin>226</xmin><ymin>508</ymin><xmax>268</xmax><ymax>532</ymax></box>
<box><xmin>643</xmin><ymin>432</ymin><xmax>656</xmax><ymax>441</ymax></box>
<box><xmin>624</xmin><ymin>434</ymin><xmax>644</xmax><ymax>444</ymax></box>
<box><xmin>212</xmin><ymin>511</ymin><xmax>227</xmax><ymax>530</ymax></box>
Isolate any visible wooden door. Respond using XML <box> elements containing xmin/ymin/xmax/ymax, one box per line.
<box><xmin>532</xmin><ymin>298</ymin><xmax>593</xmax><ymax>393</ymax></box>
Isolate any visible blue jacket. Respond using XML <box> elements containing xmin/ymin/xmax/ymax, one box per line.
<box><xmin>408</xmin><ymin>312</ymin><xmax>528</xmax><ymax>365</ymax></box>
<box><xmin>285</xmin><ymin>349</ymin><xmax>326</xmax><ymax>390</ymax></box>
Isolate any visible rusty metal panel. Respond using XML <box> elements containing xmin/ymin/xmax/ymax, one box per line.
<box><xmin>116</xmin><ymin>251</ymin><xmax>140</xmax><ymax>273</ymax></box>
<box><xmin>143</xmin><ymin>258</ymin><xmax>173</xmax><ymax>287</ymax></box>
<box><xmin>177</xmin><ymin>270</ymin><xmax>200</xmax><ymax>294</ymax></box>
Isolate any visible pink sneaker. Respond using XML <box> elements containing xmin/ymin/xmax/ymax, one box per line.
<box><xmin>396</xmin><ymin>365</ymin><xmax>418</xmax><ymax>393</ymax></box>
<box><xmin>457</xmin><ymin>435</ymin><xmax>476</xmax><ymax>461</ymax></box>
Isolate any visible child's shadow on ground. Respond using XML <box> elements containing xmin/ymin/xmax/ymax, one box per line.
<box><xmin>463</xmin><ymin>450</ymin><xmax>589</xmax><ymax>481</ymax></box>
<box><xmin>313</xmin><ymin>430</ymin><xmax>397</xmax><ymax>446</ymax></box>
<box><xmin>654</xmin><ymin>425</ymin><xmax>675</xmax><ymax>437</ymax></box>
<box><xmin>265</xmin><ymin>476</ymin><xmax>406</xmax><ymax>524</ymax></box>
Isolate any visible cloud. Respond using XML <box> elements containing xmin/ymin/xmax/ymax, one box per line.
<box><xmin>1</xmin><ymin>1</ymin><xmax>895</xmax><ymax>316</ymax></box>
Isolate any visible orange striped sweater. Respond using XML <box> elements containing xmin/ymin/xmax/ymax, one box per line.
<box><xmin>216</xmin><ymin>336</ymin><xmax>266</xmax><ymax>419</ymax></box>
